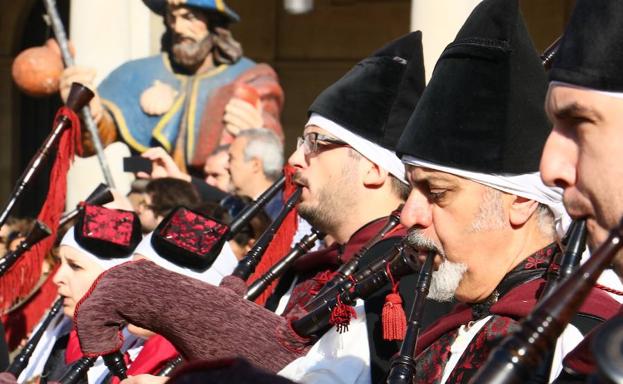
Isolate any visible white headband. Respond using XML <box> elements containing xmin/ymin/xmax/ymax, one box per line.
<box><xmin>401</xmin><ymin>156</ymin><xmax>570</xmax><ymax>237</ymax></box>
<box><xmin>60</xmin><ymin>227</ymin><xmax>133</xmax><ymax>270</ymax></box>
<box><xmin>133</xmin><ymin>232</ymin><xmax>237</xmax><ymax>285</ymax></box>
<box><xmin>306</xmin><ymin>113</ymin><xmax>407</xmax><ymax>184</ymax></box>
<box><xmin>550</xmin><ymin>81</ymin><xmax>623</xmax><ymax>100</ymax></box>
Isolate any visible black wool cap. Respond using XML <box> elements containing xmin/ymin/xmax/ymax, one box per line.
<box><xmin>549</xmin><ymin>0</ymin><xmax>623</xmax><ymax>92</ymax></box>
<box><xmin>308</xmin><ymin>31</ymin><xmax>426</xmax><ymax>151</ymax></box>
<box><xmin>397</xmin><ymin>0</ymin><xmax>551</xmax><ymax>174</ymax></box>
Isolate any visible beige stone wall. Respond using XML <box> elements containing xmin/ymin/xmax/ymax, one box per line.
<box><xmin>411</xmin><ymin>0</ymin><xmax>482</xmax><ymax>83</ymax></box>
<box><xmin>69</xmin><ymin>0</ymin><xmax>164</xmax><ymax>86</ymax></box>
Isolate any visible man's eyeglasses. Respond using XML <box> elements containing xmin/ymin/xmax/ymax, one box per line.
<box><xmin>296</xmin><ymin>132</ymin><xmax>348</xmax><ymax>155</ymax></box>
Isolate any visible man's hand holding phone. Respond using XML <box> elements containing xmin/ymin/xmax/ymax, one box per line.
<box><xmin>126</xmin><ymin>148</ymin><xmax>191</xmax><ymax>181</ymax></box>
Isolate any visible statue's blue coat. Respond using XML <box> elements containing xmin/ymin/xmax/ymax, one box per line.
<box><xmin>98</xmin><ymin>54</ymin><xmax>255</xmax><ymax>159</ymax></box>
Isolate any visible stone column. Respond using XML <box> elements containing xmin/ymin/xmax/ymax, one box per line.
<box><xmin>69</xmin><ymin>0</ymin><xmax>163</xmax><ymax>85</ymax></box>
<box><xmin>411</xmin><ymin>0</ymin><xmax>482</xmax><ymax>83</ymax></box>
<box><xmin>64</xmin><ymin>0</ymin><xmax>165</xmax><ymax>208</ymax></box>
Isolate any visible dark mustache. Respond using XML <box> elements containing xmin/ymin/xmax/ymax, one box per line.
<box><xmin>561</xmin><ymin>196</ymin><xmax>591</xmax><ymax>219</ymax></box>
<box><xmin>292</xmin><ymin>172</ymin><xmax>309</xmax><ymax>188</ymax></box>
<box><xmin>174</xmin><ymin>35</ymin><xmax>198</xmax><ymax>44</ymax></box>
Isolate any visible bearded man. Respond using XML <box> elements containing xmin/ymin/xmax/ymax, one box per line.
<box><xmin>393</xmin><ymin>0</ymin><xmax>619</xmax><ymax>383</ymax></box>
<box><xmin>539</xmin><ymin>0</ymin><xmax>623</xmax><ymax>381</ymax></box>
<box><xmin>60</xmin><ymin>0</ymin><xmax>284</xmax><ymax>172</ymax></box>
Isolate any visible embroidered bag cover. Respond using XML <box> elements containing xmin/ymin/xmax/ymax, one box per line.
<box><xmin>151</xmin><ymin>206</ymin><xmax>229</xmax><ymax>271</ymax></box>
<box><xmin>74</xmin><ymin>203</ymin><xmax>142</xmax><ymax>258</ymax></box>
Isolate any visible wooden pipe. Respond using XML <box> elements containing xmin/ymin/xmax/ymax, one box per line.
<box><xmin>385</xmin><ymin>251</ymin><xmax>435</xmax><ymax>384</ymax></box>
<box><xmin>0</xmin><ymin>83</ymin><xmax>93</xmax><ymax>228</ymax></box>
<box><xmin>467</xmin><ymin>217</ymin><xmax>623</xmax><ymax>384</ymax></box>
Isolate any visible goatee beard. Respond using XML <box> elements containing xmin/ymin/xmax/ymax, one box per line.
<box><xmin>171</xmin><ymin>35</ymin><xmax>213</xmax><ymax>70</ymax></box>
<box><xmin>428</xmin><ymin>260</ymin><xmax>468</xmax><ymax>302</ymax></box>
<box><xmin>405</xmin><ymin>229</ymin><xmax>467</xmax><ymax>302</ymax></box>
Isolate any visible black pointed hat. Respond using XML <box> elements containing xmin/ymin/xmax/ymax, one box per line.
<box><xmin>396</xmin><ymin>0</ymin><xmax>551</xmax><ymax>174</ymax></box>
<box><xmin>549</xmin><ymin>0</ymin><xmax>623</xmax><ymax>92</ymax></box>
<box><xmin>308</xmin><ymin>31</ymin><xmax>426</xmax><ymax>151</ymax></box>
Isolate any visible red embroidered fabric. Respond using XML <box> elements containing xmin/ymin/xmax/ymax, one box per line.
<box><xmin>82</xmin><ymin>204</ymin><xmax>135</xmax><ymax>247</ymax></box>
<box><xmin>159</xmin><ymin>207</ymin><xmax>228</xmax><ymax>255</ymax></box>
<box><xmin>151</xmin><ymin>207</ymin><xmax>229</xmax><ymax>270</ymax></box>
<box><xmin>75</xmin><ymin>204</ymin><xmax>141</xmax><ymax>258</ymax></box>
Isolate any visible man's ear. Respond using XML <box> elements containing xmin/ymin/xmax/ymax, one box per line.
<box><xmin>362</xmin><ymin>160</ymin><xmax>389</xmax><ymax>188</ymax></box>
<box><xmin>509</xmin><ymin>196</ymin><xmax>539</xmax><ymax>227</ymax></box>
<box><xmin>250</xmin><ymin>157</ymin><xmax>263</xmax><ymax>175</ymax></box>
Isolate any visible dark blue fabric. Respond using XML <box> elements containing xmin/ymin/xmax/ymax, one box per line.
<box><xmin>263</xmin><ymin>191</ymin><xmax>284</xmax><ymax>222</ymax></box>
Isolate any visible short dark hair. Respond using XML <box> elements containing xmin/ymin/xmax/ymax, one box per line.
<box><xmin>231</xmin><ymin>197</ymin><xmax>271</xmax><ymax>249</ymax></box>
<box><xmin>146</xmin><ymin>178</ymin><xmax>201</xmax><ymax>218</ymax></box>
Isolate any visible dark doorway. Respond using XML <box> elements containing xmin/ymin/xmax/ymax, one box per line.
<box><xmin>13</xmin><ymin>0</ymin><xmax>70</xmax><ymax>218</ymax></box>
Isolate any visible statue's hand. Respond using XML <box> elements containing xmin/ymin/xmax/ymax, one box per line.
<box><xmin>223</xmin><ymin>85</ymin><xmax>263</xmax><ymax>135</ymax></box>
<box><xmin>59</xmin><ymin>66</ymin><xmax>103</xmax><ymax>123</ymax></box>
<box><xmin>140</xmin><ymin>80</ymin><xmax>178</xmax><ymax>116</ymax></box>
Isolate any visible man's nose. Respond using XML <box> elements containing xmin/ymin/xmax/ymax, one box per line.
<box><xmin>400</xmin><ymin>189</ymin><xmax>433</xmax><ymax>229</ymax></box>
<box><xmin>288</xmin><ymin>143</ymin><xmax>306</xmax><ymax>170</ymax></box>
<box><xmin>540</xmin><ymin>129</ymin><xmax>577</xmax><ymax>189</ymax></box>
<box><xmin>171</xmin><ymin>17</ymin><xmax>189</xmax><ymax>35</ymax></box>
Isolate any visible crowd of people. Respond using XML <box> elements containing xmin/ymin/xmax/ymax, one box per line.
<box><xmin>3</xmin><ymin>0</ymin><xmax>623</xmax><ymax>383</ymax></box>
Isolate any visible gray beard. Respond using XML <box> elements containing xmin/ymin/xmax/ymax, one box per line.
<box><xmin>171</xmin><ymin>36</ymin><xmax>213</xmax><ymax>69</ymax></box>
<box><xmin>405</xmin><ymin>229</ymin><xmax>467</xmax><ymax>302</ymax></box>
<box><xmin>428</xmin><ymin>260</ymin><xmax>468</xmax><ymax>302</ymax></box>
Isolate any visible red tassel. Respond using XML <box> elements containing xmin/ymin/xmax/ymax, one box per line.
<box><xmin>1</xmin><ymin>107</ymin><xmax>80</xmax><ymax>347</ymax></box>
<box><xmin>1</xmin><ymin>265</ymin><xmax>58</xmax><ymax>350</ymax></box>
<box><xmin>245</xmin><ymin>164</ymin><xmax>299</xmax><ymax>305</ymax></box>
<box><xmin>308</xmin><ymin>270</ymin><xmax>335</xmax><ymax>296</ymax></box>
<box><xmin>382</xmin><ymin>263</ymin><xmax>407</xmax><ymax>340</ymax></box>
<box><xmin>282</xmin><ymin>164</ymin><xmax>298</xmax><ymax>199</ymax></box>
<box><xmin>382</xmin><ymin>292</ymin><xmax>407</xmax><ymax>340</ymax></box>
<box><xmin>329</xmin><ymin>294</ymin><xmax>356</xmax><ymax>333</ymax></box>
